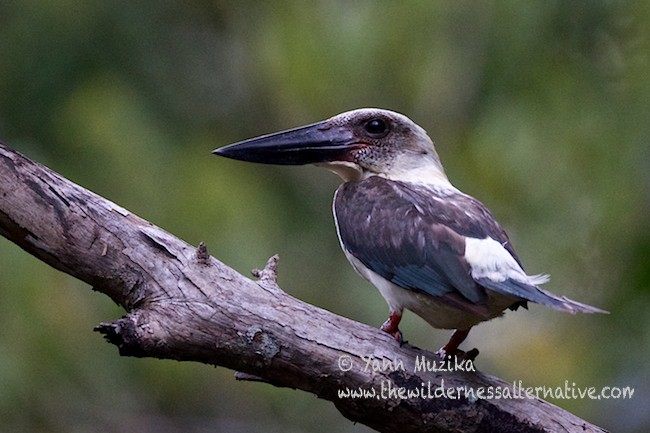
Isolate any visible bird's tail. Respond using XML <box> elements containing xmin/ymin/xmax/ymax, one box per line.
<box><xmin>477</xmin><ymin>277</ymin><xmax>608</xmax><ymax>314</ymax></box>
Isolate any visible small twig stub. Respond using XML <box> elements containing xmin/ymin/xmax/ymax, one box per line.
<box><xmin>251</xmin><ymin>254</ymin><xmax>280</xmax><ymax>284</ymax></box>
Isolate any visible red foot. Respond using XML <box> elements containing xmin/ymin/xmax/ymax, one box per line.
<box><xmin>380</xmin><ymin>312</ymin><xmax>404</xmax><ymax>345</ymax></box>
<box><xmin>436</xmin><ymin>328</ymin><xmax>471</xmax><ymax>359</ymax></box>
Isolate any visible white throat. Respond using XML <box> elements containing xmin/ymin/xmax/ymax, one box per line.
<box><xmin>378</xmin><ymin>152</ymin><xmax>456</xmax><ymax>190</ymax></box>
<box><xmin>318</xmin><ymin>158</ymin><xmax>455</xmax><ymax>189</ymax></box>
<box><xmin>382</xmin><ymin>162</ymin><xmax>454</xmax><ymax>189</ymax></box>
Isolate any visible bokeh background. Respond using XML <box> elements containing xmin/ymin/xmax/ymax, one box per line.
<box><xmin>1</xmin><ymin>1</ymin><xmax>648</xmax><ymax>432</ymax></box>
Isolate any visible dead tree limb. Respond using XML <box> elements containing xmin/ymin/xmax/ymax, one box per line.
<box><xmin>0</xmin><ymin>142</ymin><xmax>606</xmax><ymax>433</ymax></box>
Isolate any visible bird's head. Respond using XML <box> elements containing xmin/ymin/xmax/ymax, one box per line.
<box><xmin>214</xmin><ymin>108</ymin><xmax>449</xmax><ymax>185</ymax></box>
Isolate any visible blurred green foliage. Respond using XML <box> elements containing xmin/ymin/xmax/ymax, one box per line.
<box><xmin>0</xmin><ymin>1</ymin><xmax>648</xmax><ymax>432</ymax></box>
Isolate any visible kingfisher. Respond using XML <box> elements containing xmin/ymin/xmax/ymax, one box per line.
<box><xmin>213</xmin><ymin>108</ymin><xmax>606</xmax><ymax>357</ymax></box>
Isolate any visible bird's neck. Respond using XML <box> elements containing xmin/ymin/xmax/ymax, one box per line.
<box><xmin>380</xmin><ymin>153</ymin><xmax>456</xmax><ymax>190</ymax></box>
<box><xmin>319</xmin><ymin>155</ymin><xmax>456</xmax><ymax>190</ymax></box>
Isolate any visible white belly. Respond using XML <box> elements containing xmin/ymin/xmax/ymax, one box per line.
<box><xmin>344</xmin><ymin>250</ymin><xmax>516</xmax><ymax>330</ymax></box>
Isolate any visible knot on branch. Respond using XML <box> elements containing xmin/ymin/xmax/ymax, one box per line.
<box><xmin>240</xmin><ymin>325</ymin><xmax>281</xmax><ymax>369</ymax></box>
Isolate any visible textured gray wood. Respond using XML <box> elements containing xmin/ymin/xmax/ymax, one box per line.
<box><xmin>0</xmin><ymin>142</ymin><xmax>607</xmax><ymax>433</ymax></box>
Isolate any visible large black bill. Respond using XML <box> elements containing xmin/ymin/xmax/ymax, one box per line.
<box><xmin>212</xmin><ymin>121</ymin><xmax>358</xmax><ymax>165</ymax></box>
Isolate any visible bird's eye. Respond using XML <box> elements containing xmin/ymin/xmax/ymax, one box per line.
<box><xmin>364</xmin><ymin>118</ymin><xmax>389</xmax><ymax>137</ymax></box>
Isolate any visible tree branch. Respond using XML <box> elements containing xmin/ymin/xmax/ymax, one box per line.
<box><xmin>0</xmin><ymin>142</ymin><xmax>606</xmax><ymax>433</ymax></box>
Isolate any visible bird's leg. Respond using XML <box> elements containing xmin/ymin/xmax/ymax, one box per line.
<box><xmin>436</xmin><ymin>328</ymin><xmax>471</xmax><ymax>359</ymax></box>
<box><xmin>380</xmin><ymin>311</ymin><xmax>404</xmax><ymax>345</ymax></box>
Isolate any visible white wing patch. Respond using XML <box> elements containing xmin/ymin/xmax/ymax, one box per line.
<box><xmin>464</xmin><ymin>237</ymin><xmax>549</xmax><ymax>285</ymax></box>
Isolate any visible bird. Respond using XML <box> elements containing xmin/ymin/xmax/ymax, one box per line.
<box><xmin>213</xmin><ymin>108</ymin><xmax>607</xmax><ymax>358</ymax></box>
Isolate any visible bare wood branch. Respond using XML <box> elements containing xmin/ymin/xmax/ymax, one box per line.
<box><xmin>0</xmin><ymin>142</ymin><xmax>607</xmax><ymax>433</ymax></box>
